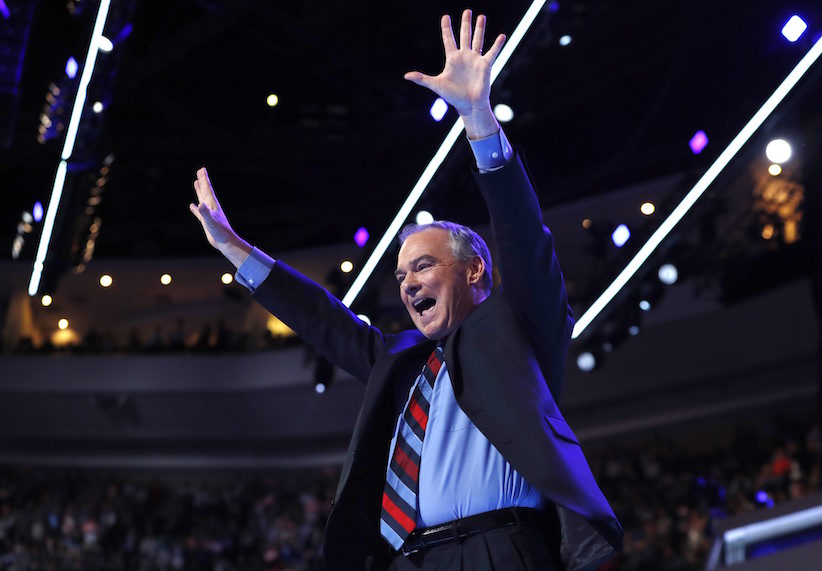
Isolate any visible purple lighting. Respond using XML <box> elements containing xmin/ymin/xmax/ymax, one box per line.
<box><xmin>354</xmin><ymin>227</ymin><xmax>369</xmax><ymax>248</ymax></box>
<box><xmin>689</xmin><ymin>130</ymin><xmax>708</xmax><ymax>154</ymax></box>
<box><xmin>0</xmin><ymin>1</ymin><xmax>9</xmax><ymax>20</ymax></box>
<box><xmin>33</xmin><ymin>202</ymin><xmax>43</xmax><ymax>222</ymax></box>
<box><xmin>66</xmin><ymin>57</ymin><xmax>79</xmax><ymax>79</ymax></box>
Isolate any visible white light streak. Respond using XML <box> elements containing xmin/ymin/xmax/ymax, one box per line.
<box><xmin>572</xmin><ymin>34</ymin><xmax>822</xmax><ymax>338</ymax></box>
<box><xmin>342</xmin><ymin>0</ymin><xmax>547</xmax><ymax>307</ymax></box>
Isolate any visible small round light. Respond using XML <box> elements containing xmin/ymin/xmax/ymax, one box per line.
<box><xmin>340</xmin><ymin>260</ymin><xmax>354</xmax><ymax>273</ymax></box>
<box><xmin>221</xmin><ymin>273</ymin><xmax>233</xmax><ymax>285</ymax></box>
<box><xmin>415</xmin><ymin>210</ymin><xmax>434</xmax><ymax>225</ymax></box>
<box><xmin>628</xmin><ymin>325</ymin><xmax>640</xmax><ymax>336</ymax></box>
<box><xmin>58</xmin><ymin>318</ymin><xmax>69</xmax><ymax>330</ymax></box>
<box><xmin>639</xmin><ymin>300</ymin><xmax>651</xmax><ymax>311</ymax></box>
<box><xmin>640</xmin><ymin>202</ymin><xmax>655</xmax><ymax>215</ymax></box>
<box><xmin>99</xmin><ymin>274</ymin><xmax>113</xmax><ymax>288</ymax></box>
<box><xmin>92</xmin><ymin>101</ymin><xmax>104</xmax><ymax>113</ymax></box>
<box><xmin>582</xmin><ymin>218</ymin><xmax>592</xmax><ymax>229</ymax></box>
<box><xmin>315</xmin><ymin>382</ymin><xmax>326</xmax><ymax>394</ymax></box>
<box><xmin>357</xmin><ymin>314</ymin><xmax>371</xmax><ymax>326</ymax></box>
<box><xmin>266</xmin><ymin>93</ymin><xmax>279</xmax><ymax>107</ymax></box>
<box><xmin>493</xmin><ymin>104</ymin><xmax>514</xmax><ymax>123</ymax></box>
<box><xmin>761</xmin><ymin>224</ymin><xmax>775</xmax><ymax>240</ymax></box>
<box><xmin>765</xmin><ymin>139</ymin><xmax>791</xmax><ymax>164</ymax></box>
<box><xmin>160</xmin><ymin>273</ymin><xmax>172</xmax><ymax>285</ymax></box>
<box><xmin>768</xmin><ymin>164</ymin><xmax>782</xmax><ymax>176</ymax></box>
<box><xmin>559</xmin><ymin>35</ymin><xmax>572</xmax><ymax>47</ymax></box>
<box><xmin>97</xmin><ymin>36</ymin><xmax>114</xmax><ymax>52</ymax></box>
<box><xmin>658</xmin><ymin>263</ymin><xmax>678</xmax><ymax>285</ymax></box>
<box><xmin>41</xmin><ymin>294</ymin><xmax>53</xmax><ymax>307</ymax></box>
<box><xmin>577</xmin><ymin>352</ymin><xmax>596</xmax><ymax>372</ymax></box>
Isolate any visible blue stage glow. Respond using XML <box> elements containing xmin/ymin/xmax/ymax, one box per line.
<box><xmin>782</xmin><ymin>16</ymin><xmax>807</xmax><ymax>43</ymax></box>
<box><xmin>117</xmin><ymin>22</ymin><xmax>134</xmax><ymax>42</ymax></box>
<box><xmin>611</xmin><ymin>224</ymin><xmax>630</xmax><ymax>247</ymax></box>
<box><xmin>354</xmin><ymin>227</ymin><xmax>369</xmax><ymax>247</ymax></box>
<box><xmin>33</xmin><ymin>201</ymin><xmax>43</xmax><ymax>222</ymax></box>
<box><xmin>430</xmin><ymin>97</ymin><xmax>448</xmax><ymax>121</ymax></box>
<box><xmin>0</xmin><ymin>0</ymin><xmax>8</xmax><ymax>19</ymax></box>
<box><xmin>66</xmin><ymin>57</ymin><xmax>79</xmax><ymax>79</ymax></box>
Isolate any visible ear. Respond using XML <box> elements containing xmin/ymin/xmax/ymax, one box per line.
<box><xmin>466</xmin><ymin>256</ymin><xmax>486</xmax><ymax>287</ymax></box>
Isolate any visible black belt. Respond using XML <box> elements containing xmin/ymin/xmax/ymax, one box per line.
<box><xmin>400</xmin><ymin>507</ymin><xmax>543</xmax><ymax>556</ymax></box>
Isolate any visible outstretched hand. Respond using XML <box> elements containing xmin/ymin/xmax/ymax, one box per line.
<box><xmin>189</xmin><ymin>168</ymin><xmax>251</xmax><ymax>268</ymax></box>
<box><xmin>405</xmin><ymin>9</ymin><xmax>505</xmax><ymax>137</ymax></box>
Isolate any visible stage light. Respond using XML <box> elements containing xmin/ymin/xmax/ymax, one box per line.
<box><xmin>92</xmin><ymin>101</ymin><xmax>104</xmax><ymax>113</ymax></box>
<box><xmin>628</xmin><ymin>325</ymin><xmax>640</xmax><ymax>336</ymax></box>
<box><xmin>689</xmin><ymin>130</ymin><xmax>709</xmax><ymax>154</ymax></box>
<box><xmin>559</xmin><ymin>35</ymin><xmax>572</xmax><ymax>47</ymax></box>
<box><xmin>493</xmin><ymin>104</ymin><xmax>514</xmax><ymax>123</ymax></box>
<box><xmin>340</xmin><ymin>260</ymin><xmax>354</xmax><ymax>273</ymax></box>
<box><xmin>765</xmin><ymin>139</ymin><xmax>791</xmax><ymax>163</ymax></box>
<box><xmin>571</xmin><ymin>34</ymin><xmax>822</xmax><ymax>339</ymax></box>
<box><xmin>658</xmin><ymin>264</ymin><xmax>678</xmax><ymax>285</ymax></box>
<box><xmin>41</xmin><ymin>294</ymin><xmax>53</xmax><ymax>307</ymax></box>
<box><xmin>221</xmin><ymin>273</ymin><xmax>233</xmax><ymax>284</ymax></box>
<box><xmin>782</xmin><ymin>16</ymin><xmax>807</xmax><ymax>43</ymax></box>
<box><xmin>611</xmin><ymin>224</ymin><xmax>630</xmax><ymax>247</ymax></box>
<box><xmin>266</xmin><ymin>93</ymin><xmax>279</xmax><ymax>107</ymax></box>
<box><xmin>415</xmin><ymin>210</ymin><xmax>434</xmax><ymax>225</ymax></box>
<box><xmin>577</xmin><ymin>351</ymin><xmax>596</xmax><ymax>372</ymax></box>
<box><xmin>768</xmin><ymin>164</ymin><xmax>782</xmax><ymax>176</ymax></box>
<box><xmin>66</xmin><ymin>57</ymin><xmax>78</xmax><ymax>79</ymax></box>
<box><xmin>640</xmin><ymin>202</ymin><xmax>655</xmax><ymax>215</ymax></box>
<box><xmin>58</xmin><ymin>319</ymin><xmax>69</xmax><ymax>330</ymax></box>
<box><xmin>354</xmin><ymin>227</ymin><xmax>369</xmax><ymax>247</ymax></box>
<box><xmin>315</xmin><ymin>382</ymin><xmax>327</xmax><ymax>394</ymax></box>
<box><xmin>357</xmin><ymin>314</ymin><xmax>372</xmax><ymax>326</ymax></box>
<box><xmin>99</xmin><ymin>274</ymin><xmax>112</xmax><ymax>287</ymax></box>
<box><xmin>582</xmin><ymin>218</ymin><xmax>592</xmax><ymax>229</ymax></box>
<box><xmin>97</xmin><ymin>35</ymin><xmax>113</xmax><ymax>52</ymax></box>
<box><xmin>160</xmin><ymin>273</ymin><xmax>172</xmax><ymax>285</ymax></box>
<box><xmin>761</xmin><ymin>224</ymin><xmax>775</xmax><ymax>240</ymax></box>
<box><xmin>430</xmin><ymin>97</ymin><xmax>448</xmax><ymax>121</ymax></box>
<box><xmin>639</xmin><ymin>300</ymin><xmax>651</xmax><ymax>311</ymax></box>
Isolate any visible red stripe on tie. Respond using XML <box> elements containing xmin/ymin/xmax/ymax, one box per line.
<box><xmin>394</xmin><ymin>446</ymin><xmax>419</xmax><ymax>482</ymax></box>
<box><xmin>382</xmin><ymin>492</ymin><xmax>416</xmax><ymax>533</ymax></box>
<box><xmin>409</xmin><ymin>397</ymin><xmax>428</xmax><ymax>431</ymax></box>
<box><xmin>427</xmin><ymin>351</ymin><xmax>442</xmax><ymax>376</ymax></box>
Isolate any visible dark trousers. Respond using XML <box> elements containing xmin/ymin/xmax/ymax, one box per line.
<box><xmin>386</xmin><ymin>522</ymin><xmax>561</xmax><ymax>571</ymax></box>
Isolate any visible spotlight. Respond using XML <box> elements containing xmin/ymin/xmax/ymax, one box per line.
<box><xmin>639</xmin><ymin>300</ymin><xmax>651</xmax><ymax>311</ymax></box>
<box><xmin>765</xmin><ymin>139</ymin><xmax>791</xmax><ymax>164</ymax></box>
<box><xmin>58</xmin><ymin>318</ymin><xmax>69</xmax><ymax>330</ymax></box>
<box><xmin>354</xmin><ymin>227</ymin><xmax>369</xmax><ymax>247</ymax></box>
<box><xmin>658</xmin><ymin>263</ymin><xmax>678</xmax><ymax>285</ymax></box>
<box><xmin>41</xmin><ymin>294</ymin><xmax>53</xmax><ymax>307</ymax></box>
<box><xmin>99</xmin><ymin>274</ymin><xmax>112</xmax><ymax>287</ymax></box>
<box><xmin>415</xmin><ymin>210</ymin><xmax>434</xmax><ymax>225</ymax></box>
<box><xmin>92</xmin><ymin>101</ymin><xmax>104</xmax><ymax>113</ymax></box>
<box><xmin>340</xmin><ymin>260</ymin><xmax>354</xmax><ymax>273</ymax></box>
<box><xmin>768</xmin><ymin>164</ymin><xmax>782</xmax><ymax>176</ymax></box>
<box><xmin>221</xmin><ymin>273</ymin><xmax>233</xmax><ymax>284</ymax></box>
<box><xmin>356</xmin><ymin>314</ymin><xmax>371</xmax><ymax>326</ymax></box>
<box><xmin>782</xmin><ymin>16</ymin><xmax>807</xmax><ymax>43</ymax></box>
<box><xmin>315</xmin><ymin>382</ymin><xmax>327</xmax><ymax>394</ymax></box>
<box><xmin>689</xmin><ymin>130</ymin><xmax>709</xmax><ymax>154</ymax></box>
<box><xmin>97</xmin><ymin>36</ymin><xmax>113</xmax><ymax>52</ymax></box>
<box><xmin>577</xmin><ymin>351</ymin><xmax>596</xmax><ymax>372</ymax></box>
<box><xmin>160</xmin><ymin>273</ymin><xmax>172</xmax><ymax>285</ymax></box>
<box><xmin>493</xmin><ymin>104</ymin><xmax>514</xmax><ymax>123</ymax></box>
<box><xmin>628</xmin><ymin>325</ymin><xmax>640</xmax><ymax>336</ymax></box>
<box><xmin>65</xmin><ymin>57</ymin><xmax>78</xmax><ymax>79</ymax></box>
<box><xmin>640</xmin><ymin>202</ymin><xmax>655</xmax><ymax>216</ymax></box>
<box><xmin>266</xmin><ymin>93</ymin><xmax>279</xmax><ymax>107</ymax></box>
<box><xmin>611</xmin><ymin>224</ymin><xmax>630</xmax><ymax>248</ymax></box>
<box><xmin>429</xmin><ymin>98</ymin><xmax>448</xmax><ymax>122</ymax></box>
<box><xmin>559</xmin><ymin>35</ymin><xmax>572</xmax><ymax>47</ymax></box>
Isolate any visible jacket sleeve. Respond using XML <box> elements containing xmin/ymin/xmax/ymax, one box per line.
<box><xmin>250</xmin><ymin>260</ymin><xmax>387</xmax><ymax>383</ymax></box>
<box><xmin>473</xmin><ymin>152</ymin><xmax>574</xmax><ymax>398</ymax></box>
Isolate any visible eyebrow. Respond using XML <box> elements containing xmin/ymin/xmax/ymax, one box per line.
<box><xmin>394</xmin><ymin>255</ymin><xmax>438</xmax><ymax>278</ymax></box>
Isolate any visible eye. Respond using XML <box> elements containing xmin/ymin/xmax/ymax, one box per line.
<box><xmin>395</xmin><ymin>274</ymin><xmax>405</xmax><ymax>285</ymax></box>
<box><xmin>416</xmin><ymin>262</ymin><xmax>432</xmax><ymax>272</ymax></box>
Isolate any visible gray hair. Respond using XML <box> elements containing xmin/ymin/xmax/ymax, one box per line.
<box><xmin>398</xmin><ymin>221</ymin><xmax>493</xmax><ymax>294</ymax></box>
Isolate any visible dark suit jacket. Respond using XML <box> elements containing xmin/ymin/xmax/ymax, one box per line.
<box><xmin>251</xmin><ymin>153</ymin><xmax>623</xmax><ymax>571</ymax></box>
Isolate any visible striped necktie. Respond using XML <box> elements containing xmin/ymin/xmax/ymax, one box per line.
<box><xmin>380</xmin><ymin>347</ymin><xmax>444</xmax><ymax>549</ymax></box>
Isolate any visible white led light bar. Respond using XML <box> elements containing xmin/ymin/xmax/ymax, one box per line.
<box><xmin>572</xmin><ymin>34</ymin><xmax>822</xmax><ymax>339</ymax></box>
<box><xmin>28</xmin><ymin>0</ymin><xmax>112</xmax><ymax>296</ymax></box>
<box><xmin>342</xmin><ymin>0</ymin><xmax>547</xmax><ymax>307</ymax></box>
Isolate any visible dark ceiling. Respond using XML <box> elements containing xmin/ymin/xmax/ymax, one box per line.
<box><xmin>2</xmin><ymin>0</ymin><xmax>821</xmax><ymax>278</ymax></box>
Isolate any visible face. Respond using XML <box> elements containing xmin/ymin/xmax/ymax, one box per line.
<box><xmin>395</xmin><ymin>228</ymin><xmax>485</xmax><ymax>340</ymax></box>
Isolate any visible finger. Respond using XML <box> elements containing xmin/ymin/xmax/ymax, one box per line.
<box><xmin>189</xmin><ymin>202</ymin><xmax>204</xmax><ymax>222</ymax></box>
<box><xmin>404</xmin><ymin>71</ymin><xmax>435</xmax><ymax>88</ymax></box>
<box><xmin>484</xmin><ymin>33</ymin><xmax>506</xmax><ymax>64</ymax></box>
<box><xmin>472</xmin><ymin>14</ymin><xmax>486</xmax><ymax>53</ymax></box>
<box><xmin>459</xmin><ymin>9</ymin><xmax>472</xmax><ymax>50</ymax></box>
<box><xmin>197</xmin><ymin>167</ymin><xmax>220</xmax><ymax>209</ymax></box>
<box><xmin>440</xmin><ymin>15</ymin><xmax>456</xmax><ymax>53</ymax></box>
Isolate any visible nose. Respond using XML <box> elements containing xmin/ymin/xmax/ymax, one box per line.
<box><xmin>403</xmin><ymin>274</ymin><xmax>421</xmax><ymax>296</ymax></box>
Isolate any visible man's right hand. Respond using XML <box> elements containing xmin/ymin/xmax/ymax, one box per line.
<box><xmin>189</xmin><ymin>167</ymin><xmax>252</xmax><ymax>268</ymax></box>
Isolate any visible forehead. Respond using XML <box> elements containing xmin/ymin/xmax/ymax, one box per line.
<box><xmin>397</xmin><ymin>228</ymin><xmax>454</xmax><ymax>265</ymax></box>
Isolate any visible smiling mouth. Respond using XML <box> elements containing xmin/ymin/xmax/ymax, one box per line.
<box><xmin>412</xmin><ymin>297</ymin><xmax>436</xmax><ymax>316</ymax></box>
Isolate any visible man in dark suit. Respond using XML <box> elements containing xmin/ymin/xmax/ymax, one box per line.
<box><xmin>190</xmin><ymin>9</ymin><xmax>622</xmax><ymax>570</ymax></box>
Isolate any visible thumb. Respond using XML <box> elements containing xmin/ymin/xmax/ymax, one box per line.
<box><xmin>404</xmin><ymin>71</ymin><xmax>434</xmax><ymax>88</ymax></box>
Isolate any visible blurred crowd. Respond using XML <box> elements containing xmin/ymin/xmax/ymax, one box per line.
<box><xmin>0</xmin><ymin>415</ymin><xmax>819</xmax><ymax>570</ymax></box>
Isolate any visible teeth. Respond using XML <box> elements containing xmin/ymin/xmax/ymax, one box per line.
<box><xmin>413</xmin><ymin>298</ymin><xmax>436</xmax><ymax>314</ymax></box>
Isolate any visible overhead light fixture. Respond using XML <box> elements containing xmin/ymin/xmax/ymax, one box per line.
<box><xmin>266</xmin><ymin>93</ymin><xmax>279</xmax><ymax>107</ymax></box>
<box><xmin>97</xmin><ymin>35</ymin><xmax>113</xmax><ymax>52</ymax></box>
<box><xmin>340</xmin><ymin>260</ymin><xmax>354</xmax><ymax>273</ymax></box>
<box><xmin>160</xmin><ymin>273</ymin><xmax>172</xmax><ymax>285</ymax></box>
<box><xmin>415</xmin><ymin>210</ymin><xmax>434</xmax><ymax>225</ymax></box>
<box><xmin>41</xmin><ymin>294</ymin><xmax>53</xmax><ymax>307</ymax></box>
<box><xmin>342</xmin><ymin>0</ymin><xmax>548</xmax><ymax>308</ymax></box>
<box><xmin>493</xmin><ymin>103</ymin><xmax>514</xmax><ymax>123</ymax></box>
<box><xmin>99</xmin><ymin>274</ymin><xmax>112</xmax><ymax>287</ymax></box>
<box><xmin>92</xmin><ymin>101</ymin><xmax>104</xmax><ymax>113</ymax></box>
<box><xmin>658</xmin><ymin>263</ymin><xmax>678</xmax><ymax>285</ymax></box>
<box><xmin>58</xmin><ymin>318</ymin><xmax>69</xmax><ymax>330</ymax></box>
<box><xmin>611</xmin><ymin>224</ymin><xmax>630</xmax><ymax>248</ymax></box>
<box><xmin>640</xmin><ymin>202</ymin><xmax>655</xmax><ymax>215</ymax></box>
<box><xmin>768</xmin><ymin>164</ymin><xmax>782</xmax><ymax>176</ymax></box>
<box><xmin>429</xmin><ymin>97</ymin><xmax>448</xmax><ymax>121</ymax></box>
<box><xmin>765</xmin><ymin>138</ymin><xmax>791</xmax><ymax>163</ymax></box>
<box><xmin>221</xmin><ymin>273</ymin><xmax>233</xmax><ymax>284</ymax></box>
<box><xmin>559</xmin><ymin>35</ymin><xmax>572</xmax><ymax>47</ymax></box>
<box><xmin>572</xmin><ymin>33</ymin><xmax>822</xmax><ymax>339</ymax></box>
<box><xmin>782</xmin><ymin>16</ymin><xmax>807</xmax><ymax>43</ymax></box>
